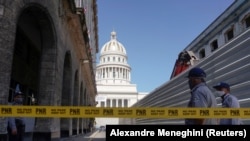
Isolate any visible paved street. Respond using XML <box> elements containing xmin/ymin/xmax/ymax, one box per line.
<box><xmin>86</xmin><ymin>130</ymin><xmax>105</xmax><ymax>141</ymax></box>
<box><xmin>61</xmin><ymin>130</ymin><xmax>106</xmax><ymax>141</ymax></box>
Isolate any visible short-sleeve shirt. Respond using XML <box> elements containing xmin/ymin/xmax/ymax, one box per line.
<box><xmin>220</xmin><ymin>94</ymin><xmax>242</xmax><ymax>125</ymax></box>
<box><xmin>185</xmin><ymin>83</ymin><xmax>218</xmax><ymax>125</ymax></box>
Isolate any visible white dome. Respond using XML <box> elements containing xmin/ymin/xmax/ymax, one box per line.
<box><xmin>96</xmin><ymin>31</ymin><xmax>131</xmax><ymax>85</ymax></box>
<box><xmin>100</xmin><ymin>31</ymin><xmax>127</xmax><ymax>55</ymax></box>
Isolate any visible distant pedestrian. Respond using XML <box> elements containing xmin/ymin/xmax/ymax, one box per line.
<box><xmin>185</xmin><ymin>67</ymin><xmax>217</xmax><ymax>125</ymax></box>
<box><xmin>7</xmin><ymin>84</ymin><xmax>25</xmax><ymax>141</ymax></box>
<box><xmin>213</xmin><ymin>82</ymin><xmax>242</xmax><ymax>125</ymax></box>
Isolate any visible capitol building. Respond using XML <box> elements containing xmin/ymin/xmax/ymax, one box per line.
<box><xmin>95</xmin><ymin>31</ymin><xmax>147</xmax><ymax>127</ymax></box>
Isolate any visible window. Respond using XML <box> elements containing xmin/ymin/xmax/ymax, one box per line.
<box><xmin>74</xmin><ymin>0</ymin><xmax>83</xmax><ymax>8</ymax></box>
<box><xmin>124</xmin><ymin>99</ymin><xmax>128</xmax><ymax>107</ymax></box>
<box><xmin>224</xmin><ymin>26</ymin><xmax>234</xmax><ymax>42</ymax></box>
<box><xmin>245</xmin><ymin>16</ymin><xmax>250</xmax><ymax>28</ymax></box>
<box><xmin>101</xmin><ymin>101</ymin><xmax>105</xmax><ymax>107</ymax></box>
<box><xmin>242</xmin><ymin>14</ymin><xmax>250</xmax><ymax>29</ymax></box>
<box><xmin>106</xmin><ymin>99</ymin><xmax>110</xmax><ymax>107</ymax></box>
<box><xmin>113</xmin><ymin>57</ymin><xmax>115</xmax><ymax>62</ymax></box>
<box><xmin>210</xmin><ymin>39</ymin><xmax>218</xmax><ymax>52</ymax></box>
<box><xmin>113</xmin><ymin>71</ymin><xmax>115</xmax><ymax>78</ymax></box>
<box><xmin>112</xmin><ymin>99</ymin><xmax>116</xmax><ymax>107</ymax></box>
<box><xmin>118</xmin><ymin>99</ymin><xmax>122</xmax><ymax>107</ymax></box>
<box><xmin>199</xmin><ymin>49</ymin><xmax>205</xmax><ymax>59</ymax></box>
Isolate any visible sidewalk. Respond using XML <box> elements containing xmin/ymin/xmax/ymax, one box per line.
<box><xmin>60</xmin><ymin>130</ymin><xmax>99</xmax><ymax>141</ymax></box>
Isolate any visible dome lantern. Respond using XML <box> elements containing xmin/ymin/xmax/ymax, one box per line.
<box><xmin>111</xmin><ymin>31</ymin><xmax>116</xmax><ymax>40</ymax></box>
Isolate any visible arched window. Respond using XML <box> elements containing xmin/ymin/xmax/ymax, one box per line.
<box><xmin>210</xmin><ymin>39</ymin><xmax>218</xmax><ymax>52</ymax></box>
<box><xmin>106</xmin><ymin>99</ymin><xmax>110</xmax><ymax>107</ymax></box>
<box><xmin>224</xmin><ymin>25</ymin><xmax>234</xmax><ymax>42</ymax></box>
<box><xmin>241</xmin><ymin>13</ymin><xmax>250</xmax><ymax>29</ymax></box>
<box><xmin>199</xmin><ymin>48</ymin><xmax>205</xmax><ymax>59</ymax></box>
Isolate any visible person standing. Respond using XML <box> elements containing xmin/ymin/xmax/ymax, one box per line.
<box><xmin>185</xmin><ymin>67</ymin><xmax>217</xmax><ymax>125</ymax></box>
<box><xmin>7</xmin><ymin>84</ymin><xmax>25</xmax><ymax>141</ymax></box>
<box><xmin>213</xmin><ymin>82</ymin><xmax>242</xmax><ymax>125</ymax></box>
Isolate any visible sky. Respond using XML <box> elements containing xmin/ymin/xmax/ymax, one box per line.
<box><xmin>96</xmin><ymin>0</ymin><xmax>235</xmax><ymax>93</ymax></box>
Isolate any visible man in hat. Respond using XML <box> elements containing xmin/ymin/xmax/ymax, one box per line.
<box><xmin>7</xmin><ymin>84</ymin><xmax>25</xmax><ymax>141</ymax></box>
<box><xmin>213</xmin><ymin>82</ymin><xmax>242</xmax><ymax>125</ymax></box>
<box><xmin>185</xmin><ymin>67</ymin><xmax>217</xmax><ymax>125</ymax></box>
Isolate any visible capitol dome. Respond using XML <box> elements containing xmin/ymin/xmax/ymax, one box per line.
<box><xmin>100</xmin><ymin>31</ymin><xmax>126</xmax><ymax>55</ymax></box>
<box><xmin>96</xmin><ymin>31</ymin><xmax>131</xmax><ymax>85</ymax></box>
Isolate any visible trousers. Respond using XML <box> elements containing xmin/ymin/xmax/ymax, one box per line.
<box><xmin>7</xmin><ymin>119</ymin><xmax>25</xmax><ymax>141</ymax></box>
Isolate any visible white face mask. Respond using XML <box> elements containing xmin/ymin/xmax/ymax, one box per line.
<box><xmin>215</xmin><ymin>91</ymin><xmax>225</xmax><ymax>97</ymax></box>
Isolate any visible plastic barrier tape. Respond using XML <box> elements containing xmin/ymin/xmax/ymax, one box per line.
<box><xmin>0</xmin><ymin>105</ymin><xmax>249</xmax><ymax>118</ymax></box>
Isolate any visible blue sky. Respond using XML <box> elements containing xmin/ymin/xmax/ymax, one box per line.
<box><xmin>96</xmin><ymin>0</ymin><xmax>235</xmax><ymax>93</ymax></box>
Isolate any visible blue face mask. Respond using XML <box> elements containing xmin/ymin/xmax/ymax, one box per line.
<box><xmin>15</xmin><ymin>98</ymin><xmax>23</xmax><ymax>104</ymax></box>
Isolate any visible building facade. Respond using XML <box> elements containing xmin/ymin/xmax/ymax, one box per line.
<box><xmin>0</xmin><ymin>0</ymin><xmax>98</xmax><ymax>140</ymax></box>
<box><xmin>95</xmin><ymin>31</ymin><xmax>147</xmax><ymax>127</ymax></box>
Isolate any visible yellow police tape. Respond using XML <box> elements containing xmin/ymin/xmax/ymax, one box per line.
<box><xmin>0</xmin><ymin>105</ymin><xmax>249</xmax><ymax>118</ymax></box>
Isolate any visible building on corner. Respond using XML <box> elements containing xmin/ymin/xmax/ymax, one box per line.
<box><xmin>0</xmin><ymin>0</ymin><xmax>98</xmax><ymax>140</ymax></box>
